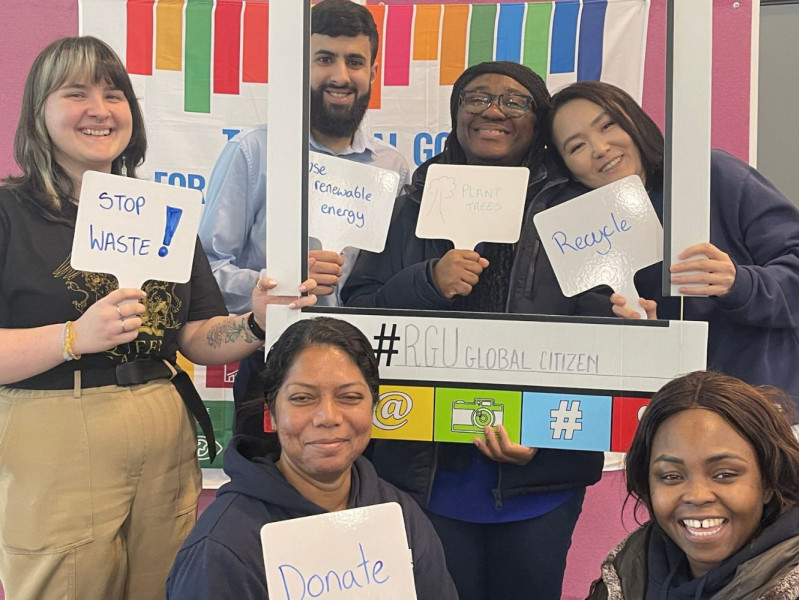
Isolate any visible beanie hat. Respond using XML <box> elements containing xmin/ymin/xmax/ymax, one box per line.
<box><xmin>449</xmin><ymin>61</ymin><xmax>550</xmax><ymax>126</ymax></box>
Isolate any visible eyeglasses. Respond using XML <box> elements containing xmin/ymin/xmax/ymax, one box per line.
<box><xmin>458</xmin><ymin>90</ymin><xmax>535</xmax><ymax>118</ymax></box>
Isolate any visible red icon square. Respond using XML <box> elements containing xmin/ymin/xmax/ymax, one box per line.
<box><xmin>611</xmin><ymin>396</ymin><xmax>650</xmax><ymax>452</ymax></box>
<box><xmin>205</xmin><ymin>362</ymin><xmax>239</xmax><ymax>388</ymax></box>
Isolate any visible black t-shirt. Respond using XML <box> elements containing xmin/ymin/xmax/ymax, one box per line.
<box><xmin>0</xmin><ymin>184</ymin><xmax>227</xmax><ymax>389</ymax></box>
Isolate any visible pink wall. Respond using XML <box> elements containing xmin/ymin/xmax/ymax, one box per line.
<box><xmin>0</xmin><ymin>1</ymin><xmax>754</xmax><ymax>599</ymax></box>
<box><xmin>0</xmin><ymin>0</ymin><xmax>78</xmax><ymax>178</ymax></box>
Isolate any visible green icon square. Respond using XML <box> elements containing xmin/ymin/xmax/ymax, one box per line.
<box><xmin>433</xmin><ymin>388</ymin><xmax>522</xmax><ymax>443</ymax></box>
<box><xmin>197</xmin><ymin>400</ymin><xmax>234</xmax><ymax>468</ymax></box>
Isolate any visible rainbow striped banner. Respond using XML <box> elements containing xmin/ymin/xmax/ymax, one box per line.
<box><xmin>108</xmin><ymin>1</ymin><xmax>647</xmax><ymax>114</ymax></box>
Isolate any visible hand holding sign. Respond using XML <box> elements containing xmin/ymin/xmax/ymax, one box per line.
<box><xmin>308</xmin><ymin>153</ymin><xmax>400</xmax><ymax>254</ymax></box>
<box><xmin>533</xmin><ymin>176</ymin><xmax>662</xmax><ymax>318</ymax></box>
<box><xmin>416</xmin><ymin>164</ymin><xmax>529</xmax><ymax>250</ymax></box>
<box><xmin>432</xmin><ymin>250</ymin><xmax>489</xmax><ymax>299</ymax></box>
<box><xmin>72</xmin><ymin>171</ymin><xmax>203</xmax><ymax>289</ymax></box>
<box><xmin>261</xmin><ymin>503</ymin><xmax>417</xmax><ymax>600</ymax></box>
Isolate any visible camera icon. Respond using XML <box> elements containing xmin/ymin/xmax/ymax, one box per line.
<box><xmin>451</xmin><ymin>398</ymin><xmax>504</xmax><ymax>433</ymax></box>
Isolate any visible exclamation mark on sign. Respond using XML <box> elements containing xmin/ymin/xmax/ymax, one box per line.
<box><xmin>159</xmin><ymin>206</ymin><xmax>183</xmax><ymax>257</ymax></box>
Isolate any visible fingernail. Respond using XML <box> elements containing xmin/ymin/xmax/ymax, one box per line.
<box><xmin>288</xmin><ymin>302</ymin><xmax>297</xmax><ymax>309</ymax></box>
<box><xmin>267</xmin><ymin>279</ymin><xmax>277</xmax><ymax>286</ymax></box>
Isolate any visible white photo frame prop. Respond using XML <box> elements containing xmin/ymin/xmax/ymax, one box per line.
<box><xmin>664</xmin><ymin>0</ymin><xmax>712</xmax><ymax>296</ymax></box>
<box><xmin>261</xmin><ymin>503</ymin><xmax>417</xmax><ymax>600</ymax></box>
<box><xmin>72</xmin><ymin>171</ymin><xmax>203</xmax><ymax>289</ymax></box>
<box><xmin>265</xmin><ymin>0</ymin><xmax>309</xmax><ymax>297</ymax></box>
<box><xmin>264</xmin><ymin>0</ymin><xmax>710</xmax><ymax>452</ymax></box>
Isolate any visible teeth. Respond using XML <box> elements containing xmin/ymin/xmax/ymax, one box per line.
<box><xmin>82</xmin><ymin>129</ymin><xmax>110</xmax><ymax>136</ymax></box>
<box><xmin>683</xmin><ymin>518</ymin><xmax>725</xmax><ymax>529</ymax></box>
<box><xmin>600</xmin><ymin>157</ymin><xmax>621</xmax><ymax>172</ymax></box>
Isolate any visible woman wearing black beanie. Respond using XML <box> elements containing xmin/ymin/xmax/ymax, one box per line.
<box><xmin>343</xmin><ymin>61</ymin><xmax>610</xmax><ymax>600</ymax></box>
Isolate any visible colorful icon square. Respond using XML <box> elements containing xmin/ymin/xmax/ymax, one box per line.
<box><xmin>521</xmin><ymin>393</ymin><xmax>612</xmax><ymax>451</ymax></box>
<box><xmin>205</xmin><ymin>361</ymin><xmax>239</xmax><ymax>388</ymax></box>
<box><xmin>197</xmin><ymin>400</ymin><xmax>234</xmax><ymax>468</ymax></box>
<box><xmin>433</xmin><ymin>388</ymin><xmax>522</xmax><ymax>444</ymax></box>
<box><xmin>372</xmin><ymin>385</ymin><xmax>435</xmax><ymax>441</ymax></box>
<box><xmin>611</xmin><ymin>396</ymin><xmax>651</xmax><ymax>452</ymax></box>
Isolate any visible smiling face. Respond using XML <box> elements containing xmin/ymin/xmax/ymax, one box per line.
<box><xmin>272</xmin><ymin>344</ymin><xmax>373</xmax><ymax>488</ymax></box>
<box><xmin>551</xmin><ymin>98</ymin><xmax>646</xmax><ymax>189</ymax></box>
<box><xmin>309</xmin><ymin>33</ymin><xmax>376</xmax><ymax>142</ymax></box>
<box><xmin>44</xmin><ymin>78</ymin><xmax>132</xmax><ymax>183</ymax></box>
<box><xmin>455</xmin><ymin>73</ymin><xmax>536</xmax><ymax>167</ymax></box>
<box><xmin>649</xmin><ymin>409</ymin><xmax>772</xmax><ymax>579</ymax></box>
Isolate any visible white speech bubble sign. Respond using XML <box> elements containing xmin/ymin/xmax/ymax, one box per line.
<box><xmin>415</xmin><ymin>164</ymin><xmax>529</xmax><ymax>250</ymax></box>
<box><xmin>533</xmin><ymin>175</ymin><xmax>662</xmax><ymax>318</ymax></box>
<box><xmin>72</xmin><ymin>171</ymin><xmax>203</xmax><ymax>289</ymax></box>
<box><xmin>261</xmin><ymin>502</ymin><xmax>417</xmax><ymax>600</ymax></box>
<box><xmin>308</xmin><ymin>153</ymin><xmax>400</xmax><ymax>254</ymax></box>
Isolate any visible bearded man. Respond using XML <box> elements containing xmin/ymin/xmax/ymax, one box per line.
<box><xmin>198</xmin><ymin>0</ymin><xmax>408</xmax><ymax>435</ymax></box>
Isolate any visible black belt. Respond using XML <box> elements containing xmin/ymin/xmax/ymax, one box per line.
<box><xmin>10</xmin><ymin>360</ymin><xmax>217</xmax><ymax>463</ymax></box>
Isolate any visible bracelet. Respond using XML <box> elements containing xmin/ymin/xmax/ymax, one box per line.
<box><xmin>62</xmin><ymin>321</ymin><xmax>81</xmax><ymax>361</ymax></box>
<box><xmin>246</xmin><ymin>312</ymin><xmax>266</xmax><ymax>341</ymax></box>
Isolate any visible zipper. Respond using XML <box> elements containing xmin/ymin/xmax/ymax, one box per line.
<box><xmin>424</xmin><ymin>442</ymin><xmax>440</xmax><ymax>507</ymax></box>
<box><xmin>506</xmin><ymin>168</ymin><xmax>566</xmax><ymax>311</ymax></box>
<box><xmin>492</xmin><ymin>464</ymin><xmax>503</xmax><ymax>510</ymax></box>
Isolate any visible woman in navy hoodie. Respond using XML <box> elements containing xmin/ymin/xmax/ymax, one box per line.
<box><xmin>548</xmin><ymin>81</ymin><xmax>799</xmax><ymax>406</ymax></box>
<box><xmin>166</xmin><ymin>317</ymin><xmax>457</xmax><ymax>600</ymax></box>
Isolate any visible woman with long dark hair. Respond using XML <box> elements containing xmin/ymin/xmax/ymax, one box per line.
<box><xmin>587</xmin><ymin>371</ymin><xmax>799</xmax><ymax>598</ymax></box>
<box><xmin>548</xmin><ymin>80</ymin><xmax>799</xmax><ymax>405</ymax></box>
<box><xmin>167</xmin><ymin>317</ymin><xmax>456</xmax><ymax>600</ymax></box>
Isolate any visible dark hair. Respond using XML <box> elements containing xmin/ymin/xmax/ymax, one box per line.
<box><xmin>625</xmin><ymin>371</ymin><xmax>799</xmax><ymax>528</ymax></box>
<box><xmin>4</xmin><ymin>36</ymin><xmax>147</xmax><ymax>221</ymax></box>
<box><xmin>443</xmin><ymin>61</ymin><xmax>551</xmax><ymax>170</ymax></box>
<box><xmin>237</xmin><ymin>317</ymin><xmax>380</xmax><ymax>438</ymax></box>
<box><xmin>547</xmin><ymin>80</ymin><xmax>664</xmax><ymax>190</ymax></box>
<box><xmin>312</xmin><ymin>0</ymin><xmax>379</xmax><ymax>64</ymax></box>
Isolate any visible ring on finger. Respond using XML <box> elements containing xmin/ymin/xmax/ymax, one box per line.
<box><xmin>121</xmin><ymin>319</ymin><xmax>126</xmax><ymax>333</ymax></box>
<box><xmin>116</xmin><ymin>305</ymin><xmax>123</xmax><ymax>318</ymax></box>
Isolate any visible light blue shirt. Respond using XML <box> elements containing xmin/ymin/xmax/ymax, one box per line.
<box><xmin>198</xmin><ymin>125</ymin><xmax>410</xmax><ymax>313</ymax></box>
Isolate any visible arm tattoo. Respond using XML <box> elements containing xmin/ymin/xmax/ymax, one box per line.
<box><xmin>206</xmin><ymin>317</ymin><xmax>258</xmax><ymax>348</ymax></box>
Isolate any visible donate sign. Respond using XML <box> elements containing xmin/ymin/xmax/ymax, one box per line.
<box><xmin>415</xmin><ymin>164</ymin><xmax>528</xmax><ymax>250</ymax></box>
<box><xmin>533</xmin><ymin>176</ymin><xmax>662</xmax><ymax>317</ymax></box>
<box><xmin>308</xmin><ymin>153</ymin><xmax>400</xmax><ymax>254</ymax></box>
<box><xmin>72</xmin><ymin>171</ymin><xmax>204</xmax><ymax>289</ymax></box>
<box><xmin>261</xmin><ymin>503</ymin><xmax>417</xmax><ymax>600</ymax></box>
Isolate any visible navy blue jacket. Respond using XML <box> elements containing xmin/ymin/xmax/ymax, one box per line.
<box><xmin>636</xmin><ymin>150</ymin><xmax>799</xmax><ymax>405</ymax></box>
<box><xmin>166</xmin><ymin>436</ymin><xmax>457</xmax><ymax>600</ymax></box>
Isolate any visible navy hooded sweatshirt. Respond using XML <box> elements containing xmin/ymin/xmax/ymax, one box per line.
<box><xmin>166</xmin><ymin>435</ymin><xmax>457</xmax><ymax>600</ymax></box>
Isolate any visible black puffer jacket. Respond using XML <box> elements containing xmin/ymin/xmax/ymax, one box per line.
<box><xmin>342</xmin><ymin>150</ymin><xmax>608</xmax><ymax>506</ymax></box>
<box><xmin>342</xmin><ymin>151</ymin><xmax>614</xmax><ymax>316</ymax></box>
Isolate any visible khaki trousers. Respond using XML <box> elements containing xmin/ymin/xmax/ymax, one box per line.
<box><xmin>0</xmin><ymin>379</ymin><xmax>201</xmax><ymax>600</ymax></box>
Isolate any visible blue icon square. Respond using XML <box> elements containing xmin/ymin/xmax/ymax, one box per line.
<box><xmin>521</xmin><ymin>392</ymin><xmax>612</xmax><ymax>451</ymax></box>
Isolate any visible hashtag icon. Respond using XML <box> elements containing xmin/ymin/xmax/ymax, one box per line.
<box><xmin>550</xmin><ymin>400</ymin><xmax>583</xmax><ymax>440</ymax></box>
<box><xmin>373</xmin><ymin>323</ymin><xmax>400</xmax><ymax>367</ymax></box>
